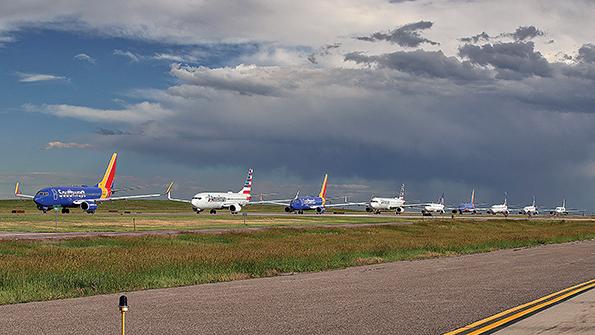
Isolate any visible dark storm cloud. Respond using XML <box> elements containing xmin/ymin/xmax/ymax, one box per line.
<box><xmin>506</xmin><ymin>25</ymin><xmax>544</xmax><ymax>41</ymax></box>
<box><xmin>96</xmin><ymin>128</ymin><xmax>132</xmax><ymax>136</ymax></box>
<box><xmin>345</xmin><ymin>50</ymin><xmax>485</xmax><ymax>80</ymax></box>
<box><xmin>460</xmin><ymin>32</ymin><xmax>490</xmax><ymax>43</ymax></box>
<box><xmin>459</xmin><ymin>41</ymin><xmax>552</xmax><ymax>79</ymax></box>
<box><xmin>460</xmin><ymin>26</ymin><xmax>545</xmax><ymax>45</ymax></box>
<box><xmin>308</xmin><ymin>43</ymin><xmax>341</xmax><ymax>64</ymax></box>
<box><xmin>356</xmin><ymin>21</ymin><xmax>439</xmax><ymax>47</ymax></box>
<box><xmin>577</xmin><ymin>43</ymin><xmax>595</xmax><ymax>63</ymax></box>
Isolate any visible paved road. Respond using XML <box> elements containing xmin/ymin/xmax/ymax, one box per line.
<box><xmin>494</xmin><ymin>287</ymin><xmax>595</xmax><ymax>334</ymax></box>
<box><xmin>0</xmin><ymin>240</ymin><xmax>593</xmax><ymax>334</ymax></box>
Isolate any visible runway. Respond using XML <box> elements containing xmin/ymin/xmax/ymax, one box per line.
<box><xmin>0</xmin><ymin>239</ymin><xmax>592</xmax><ymax>334</ymax></box>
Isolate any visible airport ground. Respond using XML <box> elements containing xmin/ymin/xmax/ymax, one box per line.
<box><xmin>0</xmin><ymin>200</ymin><xmax>593</xmax><ymax>333</ymax></box>
<box><xmin>0</xmin><ymin>239</ymin><xmax>592</xmax><ymax>334</ymax></box>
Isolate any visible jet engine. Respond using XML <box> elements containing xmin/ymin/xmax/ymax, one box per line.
<box><xmin>365</xmin><ymin>207</ymin><xmax>373</xmax><ymax>212</ymax></box>
<box><xmin>316</xmin><ymin>207</ymin><xmax>325</xmax><ymax>214</ymax></box>
<box><xmin>80</xmin><ymin>201</ymin><xmax>98</xmax><ymax>213</ymax></box>
<box><xmin>285</xmin><ymin>206</ymin><xmax>292</xmax><ymax>212</ymax></box>
<box><xmin>229</xmin><ymin>204</ymin><xmax>241</xmax><ymax>213</ymax></box>
<box><xmin>395</xmin><ymin>207</ymin><xmax>404</xmax><ymax>214</ymax></box>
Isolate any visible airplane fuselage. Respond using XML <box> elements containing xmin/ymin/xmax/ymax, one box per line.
<box><xmin>455</xmin><ymin>203</ymin><xmax>477</xmax><ymax>214</ymax></box>
<box><xmin>286</xmin><ymin>196</ymin><xmax>325</xmax><ymax>213</ymax></box>
<box><xmin>487</xmin><ymin>204</ymin><xmax>509</xmax><ymax>216</ymax></box>
<box><xmin>366</xmin><ymin>197</ymin><xmax>405</xmax><ymax>213</ymax></box>
<box><xmin>191</xmin><ymin>192</ymin><xmax>250</xmax><ymax>213</ymax></box>
<box><xmin>33</xmin><ymin>186</ymin><xmax>104</xmax><ymax>212</ymax></box>
<box><xmin>520</xmin><ymin>205</ymin><xmax>538</xmax><ymax>215</ymax></box>
<box><xmin>422</xmin><ymin>203</ymin><xmax>445</xmax><ymax>215</ymax></box>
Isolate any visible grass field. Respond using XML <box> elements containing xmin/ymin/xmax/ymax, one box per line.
<box><xmin>0</xmin><ymin>200</ymin><xmax>398</xmax><ymax>232</ymax></box>
<box><xmin>0</xmin><ymin>219</ymin><xmax>593</xmax><ymax>305</ymax></box>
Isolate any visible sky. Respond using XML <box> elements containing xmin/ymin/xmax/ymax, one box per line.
<box><xmin>1</xmin><ymin>0</ymin><xmax>595</xmax><ymax>210</ymax></box>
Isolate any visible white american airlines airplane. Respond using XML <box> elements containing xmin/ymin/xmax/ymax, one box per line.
<box><xmin>167</xmin><ymin>169</ymin><xmax>253</xmax><ymax>214</ymax></box>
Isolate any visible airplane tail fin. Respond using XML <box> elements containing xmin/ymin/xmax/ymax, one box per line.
<box><xmin>471</xmin><ymin>189</ymin><xmax>475</xmax><ymax>206</ymax></box>
<box><xmin>240</xmin><ymin>169</ymin><xmax>253</xmax><ymax>200</ymax></box>
<box><xmin>398</xmin><ymin>184</ymin><xmax>406</xmax><ymax>200</ymax></box>
<box><xmin>532</xmin><ymin>195</ymin><xmax>535</xmax><ymax>207</ymax></box>
<box><xmin>319</xmin><ymin>174</ymin><xmax>328</xmax><ymax>203</ymax></box>
<box><xmin>439</xmin><ymin>193</ymin><xmax>445</xmax><ymax>205</ymax></box>
<box><xmin>504</xmin><ymin>192</ymin><xmax>508</xmax><ymax>206</ymax></box>
<box><xmin>97</xmin><ymin>153</ymin><xmax>117</xmax><ymax>198</ymax></box>
<box><xmin>562</xmin><ymin>198</ymin><xmax>566</xmax><ymax>208</ymax></box>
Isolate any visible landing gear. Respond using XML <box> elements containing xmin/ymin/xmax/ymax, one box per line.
<box><xmin>298</xmin><ymin>210</ymin><xmax>304</xmax><ymax>214</ymax></box>
<box><xmin>61</xmin><ymin>208</ymin><xmax>70</xmax><ymax>214</ymax></box>
<box><xmin>210</xmin><ymin>209</ymin><xmax>217</xmax><ymax>214</ymax></box>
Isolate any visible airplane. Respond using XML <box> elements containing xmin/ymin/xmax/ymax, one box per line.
<box><xmin>452</xmin><ymin>189</ymin><xmax>481</xmax><ymax>214</ymax></box>
<box><xmin>167</xmin><ymin>169</ymin><xmax>253</xmax><ymax>214</ymax></box>
<box><xmin>263</xmin><ymin>174</ymin><xmax>356</xmax><ymax>214</ymax></box>
<box><xmin>14</xmin><ymin>153</ymin><xmax>162</xmax><ymax>214</ymax></box>
<box><xmin>421</xmin><ymin>193</ymin><xmax>446</xmax><ymax>216</ymax></box>
<box><xmin>519</xmin><ymin>196</ymin><xmax>538</xmax><ymax>216</ymax></box>
<box><xmin>486</xmin><ymin>193</ymin><xmax>509</xmax><ymax>216</ymax></box>
<box><xmin>550</xmin><ymin>199</ymin><xmax>569</xmax><ymax>216</ymax></box>
<box><xmin>365</xmin><ymin>184</ymin><xmax>421</xmax><ymax>215</ymax></box>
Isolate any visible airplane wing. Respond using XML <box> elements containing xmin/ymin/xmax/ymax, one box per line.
<box><xmin>96</xmin><ymin>182</ymin><xmax>173</xmax><ymax>202</ymax></box>
<box><xmin>165</xmin><ymin>182</ymin><xmax>193</xmax><ymax>204</ymax></box>
<box><xmin>250</xmin><ymin>199</ymin><xmax>291</xmax><ymax>206</ymax></box>
<box><xmin>324</xmin><ymin>202</ymin><xmax>366</xmax><ymax>208</ymax></box>
<box><xmin>14</xmin><ymin>182</ymin><xmax>34</xmax><ymax>199</ymax></box>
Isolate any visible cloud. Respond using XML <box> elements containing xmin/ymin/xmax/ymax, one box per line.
<box><xmin>17</xmin><ymin>72</ymin><xmax>67</xmax><ymax>82</ymax></box>
<box><xmin>506</xmin><ymin>25</ymin><xmax>544</xmax><ymax>41</ymax></box>
<box><xmin>345</xmin><ymin>50</ymin><xmax>486</xmax><ymax>80</ymax></box>
<box><xmin>460</xmin><ymin>32</ymin><xmax>491</xmax><ymax>44</ymax></box>
<box><xmin>113</xmin><ymin>49</ymin><xmax>141</xmax><ymax>62</ymax></box>
<box><xmin>24</xmin><ymin>102</ymin><xmax>172</xmax><ymax>123</ymax></box>
<box><xmin>577</xmin><ymin>44</ymin><xmax>595</xmax><ymax>63</ymax></box>
<box><xmin>357</xmin><ymin>21</ymin><xmax>439</xmax><ymax>47</ymax></box>
<box><xmin>74</xmin><ymin>53</ymin><xmax>96</xmax><ymax>64</ymax></box>
<box><xmin>96</xmin><ymin>128</ymin><xmax>132</xmax><ymax>136</ymax></box>
<box><xmin>152</xmin><ymin>53</ymin><xmax>198</xmax><ymax>63</ymax></box>
<box><xmin>45</xmin><ymin>141</ymin><xmax>93</xmax><ymax>149</ymax></box>
<box><xmin>458</xmin><ymin>41</ymin><xmax>552</xmax><ymax>79</ymax></box>
<box><xmin>169</xmin><ymin>63</ymin><xmax>290</xmax><ymax>96</ymax></box>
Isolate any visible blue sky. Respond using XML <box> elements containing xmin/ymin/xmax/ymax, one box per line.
<box><xmin>1</xmin><ymin>0</ymin><xmax>595</xmax><ymax>210</ymax></box>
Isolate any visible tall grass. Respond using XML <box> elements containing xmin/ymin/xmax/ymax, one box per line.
<box><xmin>0</xmin><ymin>219</ymin><xmax>593</xmax><ymax>304</ymax></box>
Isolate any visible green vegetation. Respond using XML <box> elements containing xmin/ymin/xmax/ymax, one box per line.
<box><xmin>0</xmin><ymin>219</ymin><xmax>593</xmax><ymax>304</ymax></box>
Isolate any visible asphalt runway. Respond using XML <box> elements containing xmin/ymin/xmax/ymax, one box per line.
<box><xmin>0</xmin><ymin>240</ymin><xmax>592</xmax><ymax>334</ymax></box>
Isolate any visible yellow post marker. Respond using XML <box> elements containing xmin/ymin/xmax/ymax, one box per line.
<box><xmin>119</xmin><ymin>295</ymin><xmax>129</xmax><ymax>335</ymax></box>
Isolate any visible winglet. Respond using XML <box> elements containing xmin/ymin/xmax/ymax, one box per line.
<box><xmin>15</xmin><ymin>182</ymin><xmax>20</xmax><ymax>196</ymax></box>
<box><xmin>165</xmin><ymin>182</ymin><xmax>174</xmax><ymax>196</ymax></box>
<box><xmin>165</xmin><ymin>182</ymin><xmax>174</xmax><ymax>200</ymax></box>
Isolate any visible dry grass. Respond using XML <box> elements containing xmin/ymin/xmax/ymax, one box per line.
<box><xmin>0</xmin><ymin>219</ymin><xmax>592</xmax><ymax>305</ymax></box>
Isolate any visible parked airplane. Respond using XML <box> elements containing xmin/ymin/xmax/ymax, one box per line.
<box><xmin>421</xmin><ymin>193</ymin><xmax>446</xmax><ymax>216</ymax></box>
<box><xmin>264</xmin><ymin>174</ymin><xmax>356</xmax><ymax>214</ymax></box>
<box><xmin>550</xmin><ymin>199</ymin><xmax>569</xmax><ymax>216</ymax></box>
<box><xmin>486</xmin><ymin>193</ymin><xmax>509</xmax><ymax>216</ymax></box>
<box><xmin>167</xmin><ymin>169</ymin><xmax>253</xmax><ymax>214</ymax></box>
<box><xmin>453</xmin><ymin>189</ymin><xmax>480</xmax><ymax>214</ymax></box>
<box><xmin>519</xmin><ymin>196</ymin><xmax>538</xmax><ymax>216</ymax></box>
<box><xmin>14</xmin><ymin>153</ymin><xmax>162</xmax><ymax>213</ymax></box>
<box><xmin>365</xmin><ymin>184</ymin><xmax>420</xmax><ymax>215</ymax></box>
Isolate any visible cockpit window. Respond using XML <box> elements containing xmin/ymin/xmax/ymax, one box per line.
<box><xmin>35</xmin><ymin>191</ymin><xmax>49</xmax><ymax>197</ymax></box>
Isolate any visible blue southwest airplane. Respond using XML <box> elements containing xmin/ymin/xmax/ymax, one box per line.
<box><xmin>15</xmin><ymin>153</ymin><xmax>162</xmax><ymax>214</ymax></box>
<box><xmin>261</xmin><ymin>174</ymin><xmax>357</xmax><ymax>214</ymax></box>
